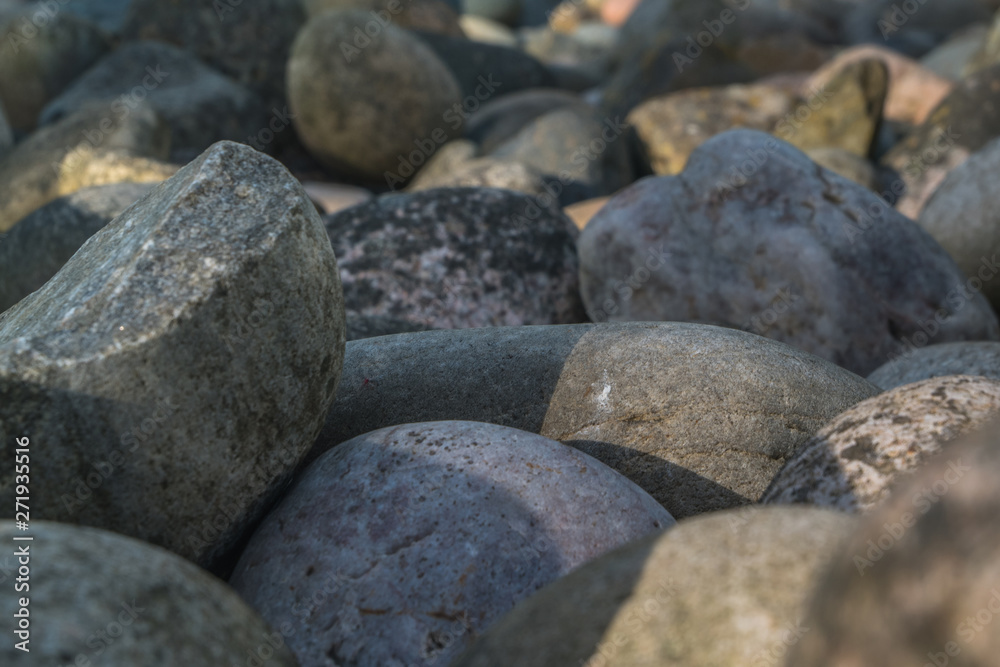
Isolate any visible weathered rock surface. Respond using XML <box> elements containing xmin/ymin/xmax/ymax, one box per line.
<box><xmin>231</xmin><ymin>420</ymin><xmax>673</xmax><ymax>667</ymax></box>
<box><xmin>0</xmin><ymin>141</ymin><xmax>345</xmax><ymax>571</ymax></box>
<box><xmin>579</xmin><ymin>129</ymin><xmax>1000</xmax><ymax>377</ymax></box>
<box><xmin>762</xmin><ymin>375</ymin><xmax>1000</xmax><ymax>512</ymax></box>
<box><xmin>867</xmin><ymin>341</ymin><xmax>1000</xmax><ymax>389</ymax></box>
<box><xmin>0</xmin><ymin>521</ymin><xmax>297</xmax><ymax>665</ymax></box>
<box><xmin>452</xmin><ymin>506</ymin><xmax>855</xmax><ymax>667</ymax></box>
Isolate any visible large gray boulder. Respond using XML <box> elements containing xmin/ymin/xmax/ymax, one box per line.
<box><xmin>0</xmin><ymin>141</ymin><xmax>345</xmax><ymax>571</ymax></box>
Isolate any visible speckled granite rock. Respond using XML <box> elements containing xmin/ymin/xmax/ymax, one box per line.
<box><xmin>868</xmin><ymin>341</ymin><xmax>1000</xmax><ymax>389</ymax></box>
<box><xmin>324</xmin><ymin>188</ymin><xmax>585</xmax><ymax>334</ymax></box>
<box><xmin>762</xmin><ymin>376</ymin><xmax>1000</xmax><ymax>513</ymax></box>
<box><xmin>452</xmin><ymin>506</ymin><xmax>855</xmax><ymax>667</ymax></box>
<box><xmin>288</xmin><ymin>10</ymin><xmax>462</xmax><ymax>182</ymax></box>
<box><xmin>304</xmin><ymin>0</ymin><xmax>465</xmax><ymax>35</ymax></box>
<box><xmin>0</xmin><ymin>141</ymin><xmax>345</xmax><ymax>571</ymax></box>
<box><xmin>0</xmin><ymin>182</ymin><xmax>156</xmax><ymax>312</ymax></box>
<box><xmin>579</xmin><ymin>129</ymin><xmax>1000</xmax><ymax>377</ymax></box>
<box><xmin>231</xmin><ymin>420</ymin><xmax>674</xmax><ymax>667</ymax></box>
<box><xmin>0</xmin><ymin>521</ymin><xmax>297</xmax><ymax>665</ymax></box>
<box><xmin>787</xmin><ymin>420</ymin><xmax>1000</xmax><ymax>666</ymax></box>
<box><xmin>315</xmin><ymin>323</ymin><xmax>879</xmax><ymax>517</ymax></box>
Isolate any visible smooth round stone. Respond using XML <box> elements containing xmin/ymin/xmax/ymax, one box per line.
<box><xmin>762</xmin><ymin>376</ymin><xmax>1000</xmax><ymax>513</ymax></box>
<box><xmin>230</xmin><ymin>420</ymin><xmax>674</xmax><ymax>667</ymax></box>
<box><xmin>0</xmin><ymin>521</ymin><xmax>297</xmax><ymax>666</ymax></box>
<box><xmin>787</xmin><ymin>422</ymin><xmax>1000</xmax><ymax>665</ymax></box>
<box><xmin>868</xmin><ymin>341</ymin><xmax>1000</xmax><ymax>390</ymax></box>
<box><xmin>287</xmin><ymin>10</ymin><xmax>462</xmax><ymax>181</ymax></box>
<box><xmin>452</xmin><ymin>506</ymin><xmax>856</xmax><ymax>667</ymax></box>
<box><xmin>579</xmin><ymin>129</ymin><xmax>1000</xmax><ymax>377</ymax></box>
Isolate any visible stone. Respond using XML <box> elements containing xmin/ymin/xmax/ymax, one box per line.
<box><xmin>458</xmin><ymin>14</ymin><xmax>518</xmax><ymax>46</ymax></box>
<box><xmin>452</xmin><ymin>506</ymin><xmax>855</xmax><ymax>667</ymax></box>
<box><xmin>462</xmin><ymin>0</ymin><xmax>521</xmax><ymax>26</ymax></box>
<box><xmin>921</xmin><ymin>24</ymin><xmax>990</xmax><ymax>81</ymax></box>
<box><xmin>519</xmin><ymin>21</ymin><xmax>617</xmax><ymax>80</ymax></box>
<box><xmin>843</xmin><ymin>0</ymin><xmax>993</xmax><ymax>58</ymax></box>
<box><xmin>0</xmin><ymin>99</ymin><xmax>10</xmax><ymax>157</ymax></box>
<box><xmin>966</xmin><ymin>10</ymin><xmax>1000</xmax><ymax>76</ymax></box>
<box><xmin>867</xmin><ymin>341</ymin><xmax>1000</xmax><ymax>389</ymax></box>
<box><xmin>408</xmin><ymin>152</ymin><xmax>553</xmax><ymax>201</ymax></box>
<box><xmin>0</xmin><ymin>521</ymin><xmax>297</xmax><ymax>665</ymax></box>
<box><xmin>579</xmin><ymin>130</ymin><xmax>1000</xmax><ymax>377</ymax></box>
<box><xmin>762</xmin><ymin>376</ymin><xmax>1000</xmax><ymax>513</ymax></box>
<box><xmin>304</xmin><ymin>0</ymin><xmax>465</xmax><ymax>35</ymax></box>
<box><xmin>315</xmin><ymin>323</ymin><xmax>879</xmax><ymax>517</ymax></box>
<box><xmin>0</xmin><ymin>102</ymin><xmax>171</xmax><ymax>233</ymax></box>
<box><xmin>0</xmin><ymin>182</ymin><xmax>156</xmax><ymax>312</ymax></box>
<box><xmin>39</xmin><ymin>41</ymin><xmax>271</xmax><ymax>162</ymax></box>
<box><xmin>0</xmin><ymin>7</ymin><xmax>111</xmax><ymax>131</ymax></box>
<box><xmin>786</xmin><ymin>421</ymin><xmax>1000</xmax><ymax>666</ymax></box>
<box><xmin>919</xmin><ymin>135</ymin><xmax>1000</xmax><ymax>311</ymax></box>
<box><xmin>59</xmin><ymin>0</ymin><xmax>134</xmax><ymax>34</ymax></box>
<box><xmin>230</xmin><ymin>420</ymin><xmax>674</xmax><ymax>667</ymax></box>
<box><xmin>121</xmin><ymin>0</ymin><xmax>305</xmax><ymax>105</ymax></box>
<box><xmin>325</xmin><ymin>188</ymin><xmax>585</xmax><ymax>335</ymax></box>
<box><xmin>805</xmin><ymin>147</ymin><xmax>878</xmax><ymax>190</ymax></box>
<box><xmin>287</xmin><ymin>10</ymin><xmax>462</xmax><ymax>182</ymax></box>
<box><xmin>0</xmin><ymin>141</ymin><xmax>345</xmax><ymax>571</ymax></box>
<box><xmin>464</xmin><ymin>88</ymin><xmax>583</xmax><ymax>153</ymax></box>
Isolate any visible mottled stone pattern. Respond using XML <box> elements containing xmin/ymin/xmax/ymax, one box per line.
<box><xmin>578</xmin><ymin>129</ymin><xmax>1000</xmax><ymax>377</ymax></box>
<box><xmin>0</xmin><ymin>141</ymin><xmax>346</xmax><ymax>571</ymax></box>
<box><xmin>762</xmin><ymin>375</ymin><xmax>1000</xmax><ymax>512</ymax></box>
<box><xmin>231</xmin><ymin>420</ymin><xmax>673</xmax><ymax>667</ymax></box>
<box><xmin>325</xmin><ymin>187</ymin><xmax>585</xmax><ymax>333</ymax></box>
<box><xmin>0</xmin><ymin>521</ymin><xmax>297</xmax><ymax>666</ymax></box>
<box><xmin>453</xmin><ymin>507</ymin><xmax>855</xmax><ymax>667</ymax></box>
<box><xmin>868</xmin><ymin>341</ymin><xmax>1000</xmax><ymax>389</ymax></box>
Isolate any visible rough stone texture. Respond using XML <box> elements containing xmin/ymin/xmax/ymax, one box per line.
<box><xmin>0</xmin><ymin>182</ymin><xmax>156</xmax><ymax>312</ymax></box>
<box><xmin>919</xmin><ymin>135</ymin><xmax>1000</xmax><ymax>311</ymax></box>
<box><xmin>39</xmin><ymin>41</ymin><xmax>270</xmax><ymax>162</ymax></box>
<box><xmin>762</xmin><ymin>375</ymin><xmax>1000</xmax><ymax>513</ymax></box>
<box><xmin>786</xmin><ymin>421</ymin><xmax>1000</xmax><ymax>667</ymax></box>
<box><xmin>0</xmin><ymin>102</ymin><xmax>171</xmax><ymax>232</ymax></box>
<box><xmin>287</xmin><ymin>11</ymin><xmax>462</xmax><ymax>181</ymax></box>
<box><xmin>0</xmin><ymin>141</ymin><xmax>346</xmax><ymax>571</ymax></box>
<box><xmin>231</xmin><ymin>420</ymin><xmax>674</xmax><ymax>667</ymax></box>
<box><xmin>315</xmin><ymin>323</ymin><xmax>879</xmax><ymax>518</ymax></box>
<box><xmin>305</xmin><ymin>0</ymin><xmax>465</xmax><ymax>35</ymax></box>
<box><xmin>882</xmin><ymin>63</ymin><xmax>1000</xmax><ymax>219</ymax></box>
<box><xmin>579</xmin><ymin>130</ymin><xmax>1000</xmax><ymax>377</ymax></box>
<box><xmin>0</xmin><ymin>521</ymin><xmax>298</xmax><ymax>665</ymax></box>
<box><xmin>324</xmin><ymin>188</ymin><xmax>585</xmax><ymax>335</ymax></box>
<box><xmin>452</xmin><ymin>507</ymin><xmax>855</xmax><ymax>667</ymax></box>
<box><xmin>0</xmin><ymin>8</ymin><xmax>111</xmax><ymax>131</ymax></box>
<box><xmin>120</xmin><ymin>0</ymin><xmax>305</xmax><ymax>105</ymax></box>
<box><xmin>867</xmin><ymin>341</ymin><xmax>1000</xmax><ymax>389</ymax></box>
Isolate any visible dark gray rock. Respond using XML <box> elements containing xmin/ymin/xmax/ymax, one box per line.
<box><xmin>60</xmin><ymin>0</ymin><xmax>135</xmax><ymax>34</ymax></box>
<box><xmin>231</xmin><ymin>420</ymin><xmax>673</xmax><ymax>667</ymax></box>
<box><xmin>0</xmin><ymin>141</ymin><xmax>345</xmax><ymax>571</ymax></box>
<box><xmin>868</xmin><ymin>341</ymin><xmax>1000</xmax><ymax>389</ymax></box>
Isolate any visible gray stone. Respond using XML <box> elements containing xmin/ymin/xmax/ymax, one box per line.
<box><xmin>0</xmin><ymin>141</ymin><xmax>345</xmax><ymax>571</ymax></box>
<box><xmin>324</xmin><ymin>187</ymin><xmax>585</xmax><ymax>335</ymax></box>
<box><xmin>60</xmin><ymin>0</ymin><xmax>135</xmax><ymax>34</ymax></box>
<box><xmin>579</xmin><ymin>129</ymin><xmax>1000</xmax><ymax>377</ymax></box>
<box><xmin>0</xmin><ymin>521</ymin><xmax>297</xmax><ymax>665</ymax></box>
<box><xmin>452</xmin><ymin>506</ymin><xmax>856</xmax><ymax>667</ymax></box>
<box><xmin>762</xmin><ymin>375</ymin><xmax>1000</xmax><ymax>513</ymax></box>
<box><xmin>0</xmin><ymin>98</ymin><xmax>10</xmax><ymax>156</ymax></box>
<box><xmin>462</xmin><ymin>0</ymin><xmax>521</xmax><ymax>26</ymax></box>
<box><xmin>305</xmin><ymin>0</ymin><xmax>465</xmax><ymax>35</ymax></box>
<box><xmin>868</xmin><ymin>341</ymin><xmax>1000</xmax><ymax>389</ymax></box>
<box><xmin>39</xmin><ymin>41</ymin><xmax>271</xmax><ymax>162</ymax></box>
<box><xmin>315</xmin><ymin>322</ymin><xmax>880</xmax><ymax>518</ymax></box>
<box><xmin>0</xmin><ymin>182</ymin><xmax>156</xmax><ymax>312</ymax></box>
<box><xmin>844</xmin><ymin>0</ymin><xmax>992</xmax><ymax>58</ymax></box>
<box><xmin>231</xmin><ymin>420</ymin><xmax>673</xmax><ymax>667</ymax></box>
<box><xmin>464</xmin><ymin>88</ymin><xmax>583</xmax><ymax>153</ymax></box>
<box><xmin>921</xmin><ymin>24</ymin><xmax>990</xmax><ymax>81</ymax></box>
<box><xmin>787</xmin><ymin>420</ymin><xmax>1000</xmax><ymax>666</ymax></box>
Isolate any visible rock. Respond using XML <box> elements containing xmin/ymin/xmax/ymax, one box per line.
<box><xmin>458</xmin><ymin>14</ymin><xmax>518</xmax><ymax>46</ymax></box>
<box><xmin>230</xmin><ymin>420</ymin><xmax>674</xmax><ymax>667</ymax></box>
<box><xmin>0</xmin><ymin>99</ymin><xmax>10</xmax><ymax>156</ymax></box>
<box><xmin>462</xmin><ymin>0</ymin><xmax>521</xmax><ymax>26</ymax></box>
<box><xmin>452</xmin><ymin>506</ymin><xmax>855</xmax><ymax>667</ymax></box>
<box><xmin>919</xmin><ymin>135</ymin><xmax>1000</xmax><ymax>311</ymax></box>
<box><xmin>882</xmin><ymin>63</ymin><xmax>1000</xmax><ymax>219</ymax></box>
<box><xmin>325</xmin><ymin>188</ymin><xmax>584</xmax><ymax>334</ymax></box>
<box><xmin>315</xmin><ymin>322</ymin><xmax>879</xmax><ymax>517</ymax></box>
<box><xmin>0</xmin><ymin>102</ymin><xmax>171</xmax><ymax>233</ymax></box>
<box><xmin>0</xmin><ymin>141</ymin><xmax>345</xmax><ymax>570</ymax></box>
<box><xmin>966</xmin><ymin>11</ymin><xmax>1000</xmax><ymax>76</ymax></box>
<box><xmin>867</xmin><ymin>341</ymin><xmax>1000</xmax><ymax>389</ymax></box>
<box><xmin>786</xmin><ymin>420</ymin><xmax>1000</xmax><ymax>666</ymax></box>
<box><xmin>0</xmin><ymin>8</ymin><xmax>111</xmax><ymax>131</ymax></box>
<box><xmin>762</xmin><ymin>376</ymin><xmax>1000</xmax><ymax>513</ymax></box>
<box><xmin>0</xmin><ymin>521</ymin><xmax>297</xmax><ymax>666</ymax></box>
<box><xmin>519</xmin><ymin>21</ymin><xmax>617</xmax><ymax>80</ymax></box>
<box><xmin>304</xmin><ymin>0</ymin><xmax>465</xmax><ymax>35</ymax></box>
<box><xmin>564</xmin><ymin>195</ymin><xmax>609</xmax><ymax>229</ymax></box>
<box><xmin>921</xmin><ymin>23</ymin><xmax>990</xmax><ymax>80</ymax></box>
<box><xmin>843</xmin><ymin>0</ymin><xmax>993</xmax><ymax>58</ymax></box>
<box><xmin>288</xmin><ymin>10</ymin><xmax>462</xmax><ymax>182</ymax></box>
<box><xmin>464</xmin><ymin>88</ymin><xmax>582</xmax><ymax>153</ymax></box>
<box><xmin>408</xmin><ymin>151</ymin><xmax>553</xmax><ymax>201</ymax></box>
<box><xmin>579</xmin><ymin>130</ymin><xmax>1000</xmax><ymax>377</ymax></box>
<box><xmin>120</xmin><ymin>0</ymin><xmax>305</xmax><ymax>105</ymax></box>
<box><xmin>805</xmin><ymin>147</ymin><xmax>878</xmax><ymax>190</ymax></box>
<box><xmin>59</xmin><ymin>0</ymin><xmax>134</xmax><ymax>34</ymax></box>
<box><xmin>0</xmin><ymin>182</ymin><xmax>156</xmax><ymax>312</ymax></box>
<box><xmin>39</xmin><ymin>41</ymin><xmax>271</xmax><ymax>162</ymax></box>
